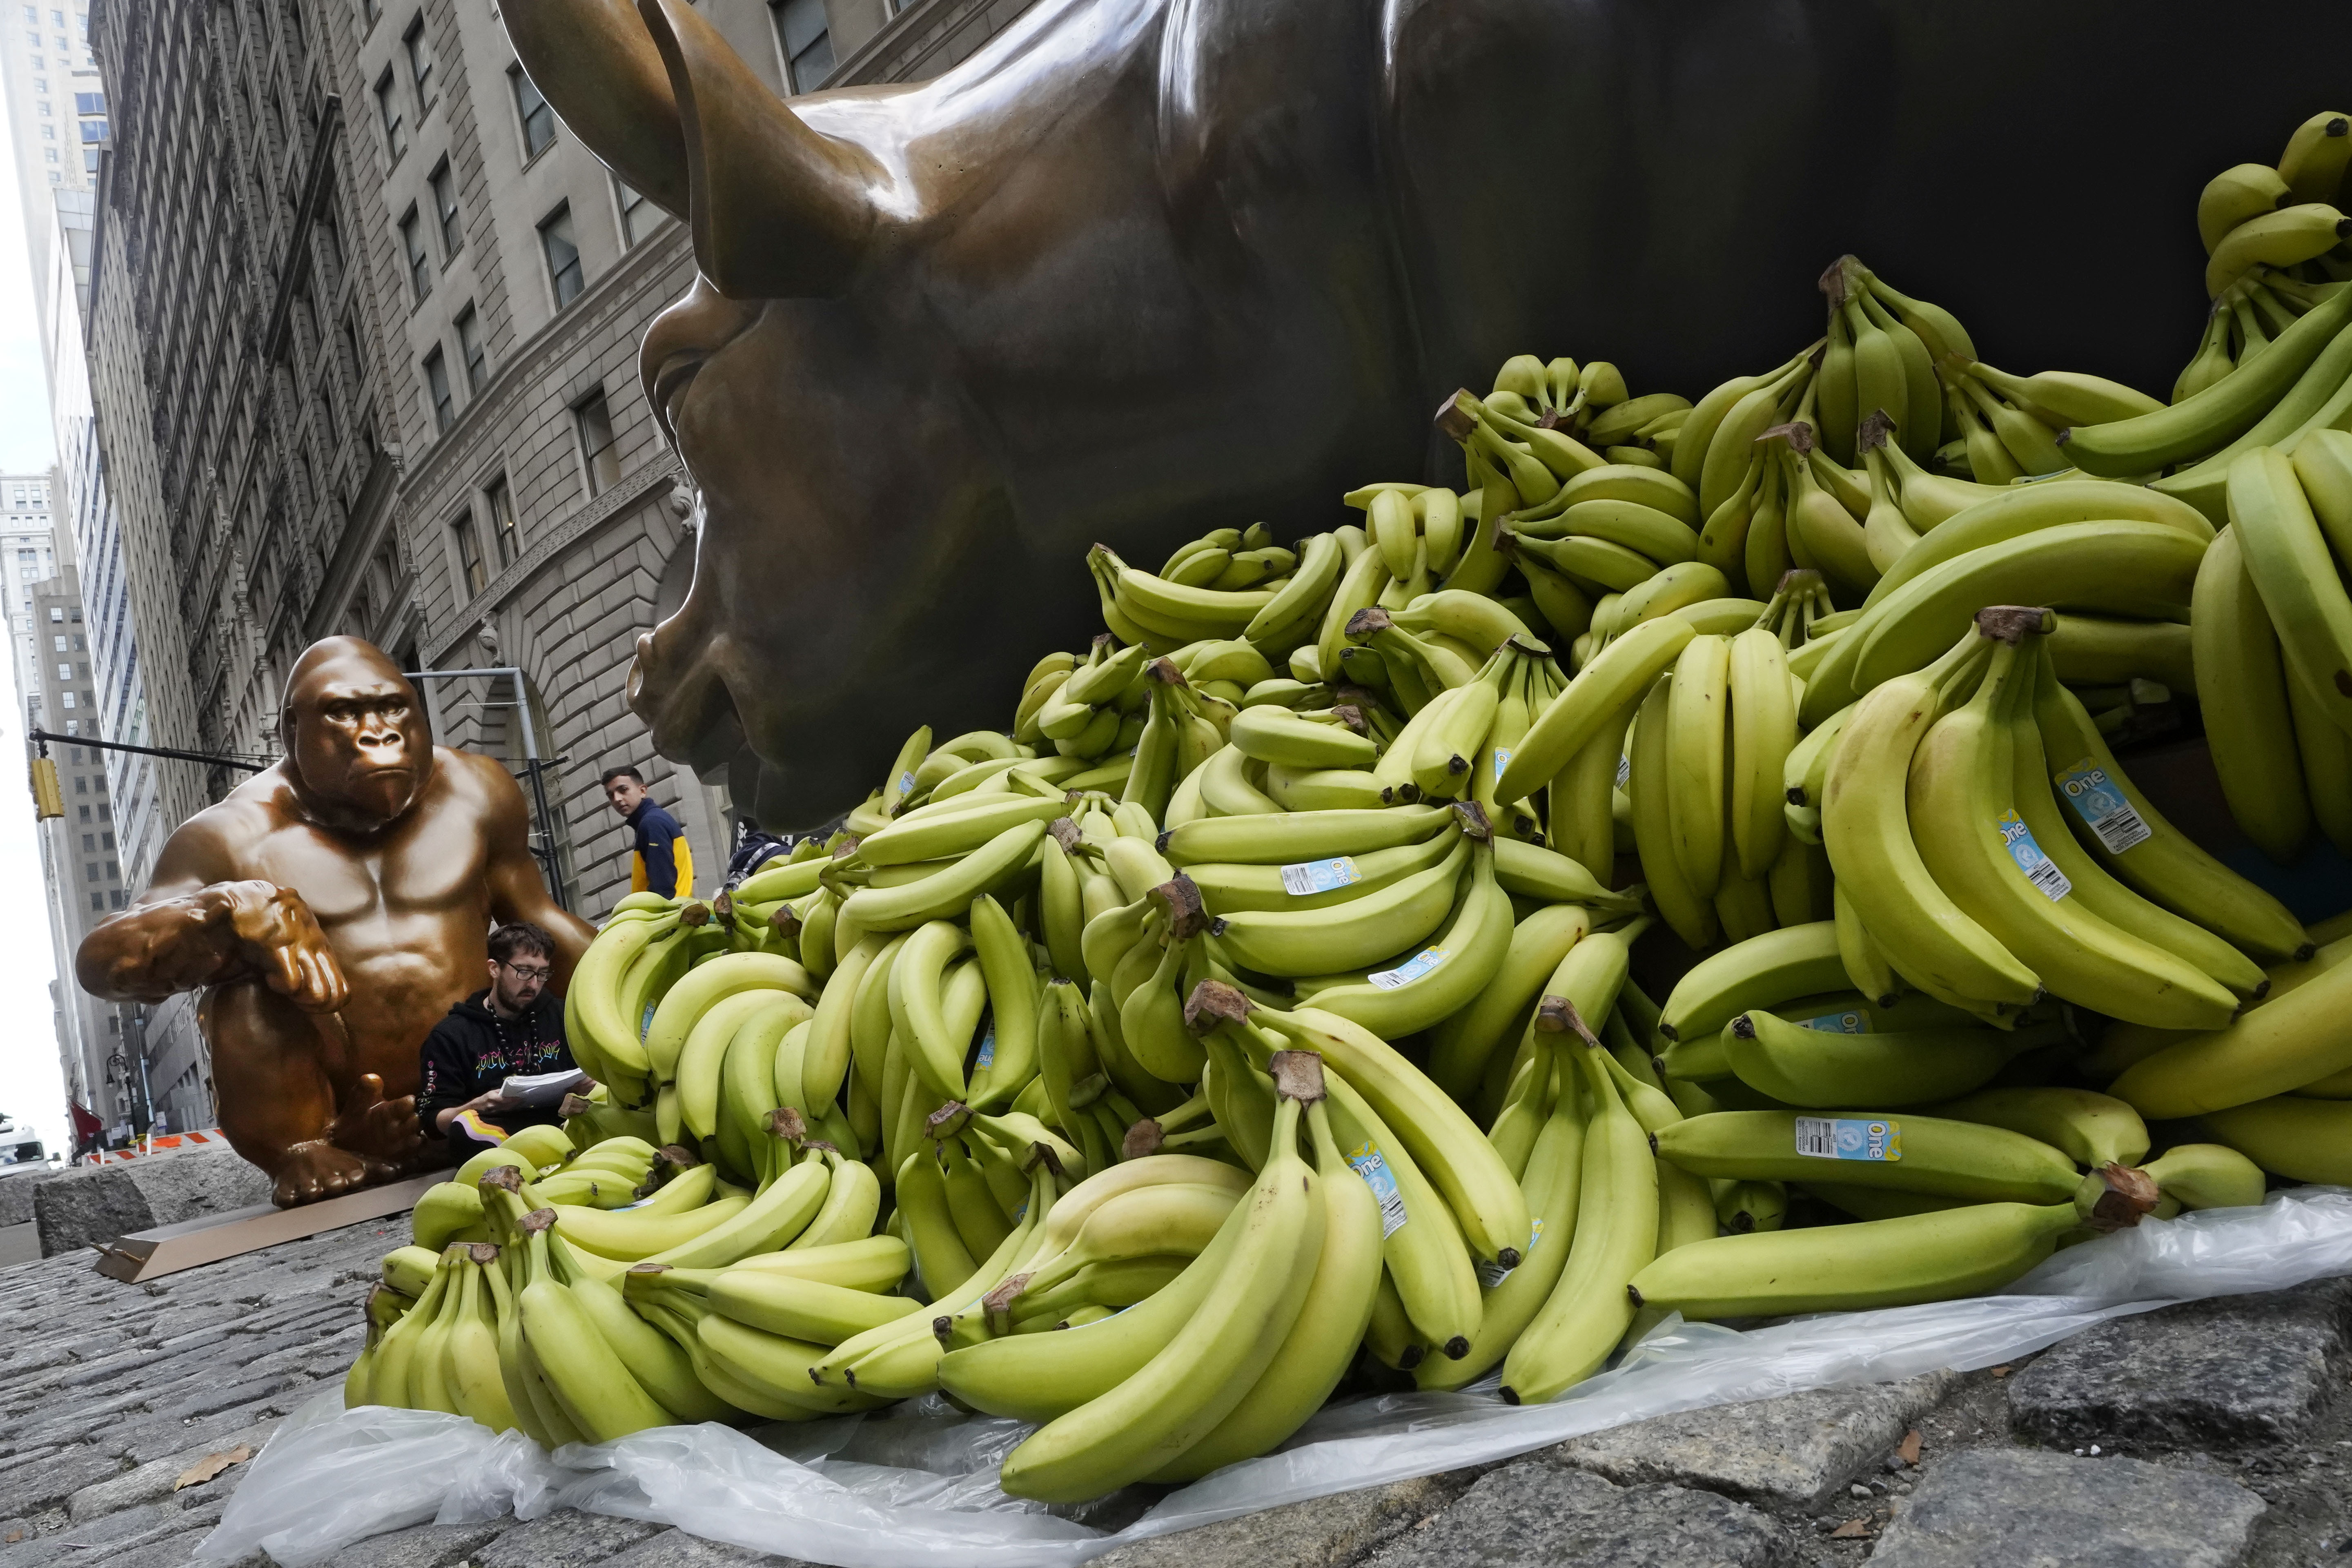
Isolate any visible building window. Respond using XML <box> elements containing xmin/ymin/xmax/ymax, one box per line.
<box><xmin>614</xmin><ymin>177</ymin><xmax>659</xmax><ymax>247</ymax></box>
<box><xmin>511</xmin><ymin>65</ymin><xmax>554</xmax><ymax>159</ymax></box>
<box><xmin>374</xmin><ymin>68</ymin><xmax>403</xmax><ymax>158</ymax></box>
<box><xmin>450</xmin><ymin>512</ymin><xmax>487</xmax><ymax>597</ymax></box>
<box><xmin>360</xmin><ymin>0</ymin><xmax>380</xmax><ymax>26</ymax></box>
<box><xmin>78</xmin><ymin>117</ymin><xmax>101</xmax><ymax>140</ymax></box>
<box><xmin>485</xmin><ymin>474</ymin><xmax>519</xmax><ymax>564</ymax></box>
<box><xmin>89</xmin><ymin>891</ymin><xmax>102</xmax><ymax>911</ymax></box>
<box><xmin>455</xmin><ymin>304</ymin><xmax>486</xmax><ymax>392</ymax></box>
<box><xmin>403</xmin><ymin>16</ymin><xmax>433</xmax><ymax>107</ymax></box>
<box><xmin>772</xmin><ymin>0</ymin><xmax>834</xmax><ymax>93</ymax></box>
<box><xmin>399</xmin><ymin>205</ymin><xmax>431</xmax><ymax>302</ymax></box>
<box><xmin>539</xmin><ymin>203</ymin><xmax>581</xmax><ymax>307</ymax></box>
<box><xmin>428</xmin><ymin>158</ymin><xmax>460</xmax><ymax>256</ymax></box>
<box><xmin>574</xmin><ymin>391</ymin><xmax>619</xmax><ymax>496</ymax></box>
<box><xmin>423</xmin><ymin>347</ymin><xmax>454</xmax><ymax>432</ymax></box>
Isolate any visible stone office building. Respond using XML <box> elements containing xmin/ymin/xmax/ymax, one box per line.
<box><xmin>74</xmin><ymin>0</ymin><xmax>1038</xmax><ymax>971</ymax></box>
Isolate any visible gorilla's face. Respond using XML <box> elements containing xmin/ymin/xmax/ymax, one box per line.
<box><xmin>286</xmin><ymin>650</ymin><xmax>433</xmax><ymax>827</ymax></box>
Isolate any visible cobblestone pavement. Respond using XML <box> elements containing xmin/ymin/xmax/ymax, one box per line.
<box><xmin>5</xmin><ymin>1221</ymin><xmax>2352</xmax><ymax>1567</ymax></box>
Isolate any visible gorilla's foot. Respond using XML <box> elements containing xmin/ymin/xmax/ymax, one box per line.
<box><xmin>271</xmin><ymin>1138</ymin><xmax>396</xmax><ymax>1208</ymax></box>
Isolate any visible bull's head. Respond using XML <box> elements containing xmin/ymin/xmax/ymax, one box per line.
<box><xmin>502</xmin><ymin>0</ymin><xmax>1424</xmax><ymax>829</ymax></box>
<box><xmin>501</xmin><ymin>0</ymin><xmax>962</xmax><ymax>829</ymax></box>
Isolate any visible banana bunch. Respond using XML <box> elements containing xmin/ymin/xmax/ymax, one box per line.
<box><xmin>1494</xmin><ymin>463</ymin><xmax>1715</xmax><ymax>629</ymax></box>
<box><xmin>1017</xmin><ymin>636</ymin><xmax>1279</xmax><ymax>793</ymax></box>
<box><xmin>1939</xmin><ymin>354</ymin><xmax>2164</xmax><ymax>485</ymax></box>
<box><xmin>1685</xmin><ymin>421</ymin><xmax>1880</xmax><ymax>604</ymax></box>
<box><xmin>1159</xmin><ymin>521</ymin><xmax>1298</xmax><ymax>593</ymax></box>
<box><xmin>1617</xmin><ymin>578</ymin><xmax>1837</xmax><ymax>950</ymax></box>
<box><xmin>1477</xmin><ymin>354</ymin><xmax>1690</xmax><ymax>469</ymax></box>
<box><xmin>929</xmin><ymin>1051</ymin><xmax>1371</xmax><ymax>1499</ymax></box>
<box><xmin>1628</xmin><ymin>1069</ymin><xmax>2280</xmax><ymax>1321</ymax></box>
<box><xmin>617</xmin><ymin>1236</ymin><xmax>929</xmax><ymax>1422</ymax></box>
<box><xmin>407</xmin><ymin>1122</ymin><xmax>602</xmax><ymax>1251</ymax></box>
<box><xmin>345</xmin><ymin>1242</ymin><xmax>528</xmax><ymax>1430</ymax></box>
<box><xmin>1794</xmin><ymin>480</ymin><xmax>2214</xmax><ymax>726</ymax></box>
<box><xmin>2172</xmin><ymin>272</ymin><xmax>2334</xmax><ymax>405</ymax></box>
<box><xmin>2066</xmin><ymin>258</ymin><xmax>2352</xmax><ymax>523</ymax></box>
<box><xmin>1647</xmin><ymin>922</ymin><xmax>2069</xmax><ymax>1110</ymax></box>
<box><xmin>2106</xmin><ymin>932</ymin><xmax>2352</xmax><ymax>1120</ymax></box>
<box><xmin>2192</xmin><ymin>437</ymin><xmax>2352</xmax><ymax>864</ymax></box>
<box><xmin>2194</xmin><ymin>112</ymin><xmax>2352</xmax><ymax>303</ymax></box>
<box><xmin>1806</xmin><ymin>256</ymin><xmax>1965</xmax><ymax>469</ymax></box>
<box><xmin>1822</xmin><ymin>607</ymin><xmax>2287</xmax><ymax>1031</ymax></box>
<box><xmin>1198</xmin><ymin>986</ymin><xmax>1519</xmax><ymax>1376</ymax></box>
<box><xmin>1091</xmin><ymin>540</ymin><xmax>1327</xmax><ymax>656</ymax></box>
<box><xmin>809</xmin><ymin>1131</ymin><xmax>1232</xmax><ymax>1403</ymax></box>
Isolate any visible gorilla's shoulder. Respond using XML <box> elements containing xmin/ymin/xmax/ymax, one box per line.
<box><xmin>433</xmin><ymin>746</ymin><xmax>531</xmax><ymax>806</ymax></box>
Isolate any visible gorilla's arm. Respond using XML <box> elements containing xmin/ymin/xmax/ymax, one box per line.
<box><xmin>470</xmin><ymin>754</ymin><xmax>596</xmax><ymax>991</ymax></box>
<box><xmin>75</xmin><ymin>801</ymin><xmax>350</xmax><ymax>1010</ymax></box>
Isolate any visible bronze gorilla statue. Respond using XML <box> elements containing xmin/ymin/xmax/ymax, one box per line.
<box><xmin>505</xmin><ymin>0</ymin><xmax>2352</xmax><ymax>828</ymax></box>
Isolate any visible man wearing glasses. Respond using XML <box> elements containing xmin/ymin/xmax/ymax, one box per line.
<box><xmin>416</xmin><ymin>921</ymin><xmax>578</xmax><ymax>1154</ymax></box>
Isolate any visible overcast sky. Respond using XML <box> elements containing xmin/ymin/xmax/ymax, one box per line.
<box><xmin>0</xmin><ymin>102</ymin><xmax>78</xmax><ymax>1165</ymax></box>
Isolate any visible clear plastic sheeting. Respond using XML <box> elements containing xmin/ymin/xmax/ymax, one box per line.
<box><xmin>198</xmin><ymin>1187</ymin><xmax>2352</xmax><ymax>1568</ymax></box>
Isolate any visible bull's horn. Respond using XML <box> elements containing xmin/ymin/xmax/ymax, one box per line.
<box><xmin>638</xmin><ymin>0</ymin><xmax>881</xmax><ymax>298</ymax></box>
<box><xmin>501</xmin><ymin>0</ymin><xmax>689</xmax><ymax>220</ymax></box>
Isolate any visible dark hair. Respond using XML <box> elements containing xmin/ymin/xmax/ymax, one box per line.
<box><xmin>488</xmin><ymin>922</ymin><xmax>556</xmax><ymax>965</ymax></box>
<box><xmin>601</xmin><ymin>766</ymin><xmax>646</xmax><ymax>790</ymax></box>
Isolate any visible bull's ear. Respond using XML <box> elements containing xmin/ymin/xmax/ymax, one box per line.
<box><xmin>501</xmin><ymin>0</ymin><xmax>690</xmax><ymax>221</ymax></box>
<box><xmin>638</xmin><ymin>0</ymin><xmax>882</xmax><ymax>299</ymax></box>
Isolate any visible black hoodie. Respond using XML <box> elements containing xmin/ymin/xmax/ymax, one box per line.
<box><xmin>416</xmin><ymin>988</ymin><xmax>576</xmax><ymax>1135</ymax></box>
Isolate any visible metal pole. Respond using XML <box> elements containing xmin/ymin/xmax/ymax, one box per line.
<box><xmin>27</xmin><ymin>728</ymin><xmax>271</xmax><ymax>772</ymax></box>
<box><xmin>402</xmin><ymin>668</ymin><xmax>569</xmax><ymax>912</ymax></box>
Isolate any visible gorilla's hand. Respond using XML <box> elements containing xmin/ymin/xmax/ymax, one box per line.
<box><xmin>331</xmin><ymin>1073</ymin><xmax>426</xmax><ymax>1165</ymax></box>
<box><xmin>210</xmin><ymin>880</ymin><xmax>351</xmax><ymax>1012</ymax></box>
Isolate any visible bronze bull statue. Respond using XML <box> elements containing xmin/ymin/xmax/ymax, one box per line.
<box><xmin>506</xmin><ymin>0</ymin><xmax>2352</xmax><ymax>828</ymax></box>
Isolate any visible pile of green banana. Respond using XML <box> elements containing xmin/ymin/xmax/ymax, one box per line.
<box><xmin>340</xmin><ymin>108</ymin><xmax>2352</xmax><ymax>1506</ymax></box>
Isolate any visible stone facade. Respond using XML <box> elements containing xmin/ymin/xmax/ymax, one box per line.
<box><xmin>334</xmin><ymin>0</ymin><xmax>760</xmax><ymax>911</ymax></box>
<box><xmin>338</xmin><ymin>0</ymin><xmax>1045</xmax><ymax>917</ymax></box>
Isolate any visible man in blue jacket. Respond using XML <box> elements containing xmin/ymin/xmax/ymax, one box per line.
<box><xmin>603</xmin><ymin>766</ymin><xmax>693</xmax><ymax>899</ymax></box>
